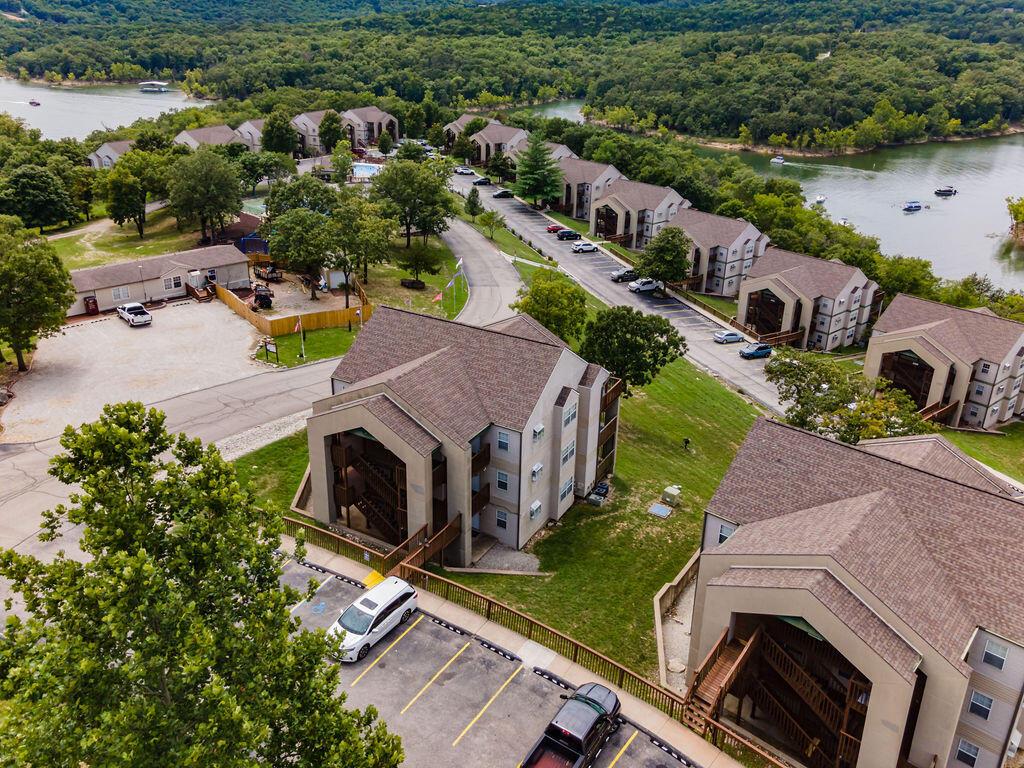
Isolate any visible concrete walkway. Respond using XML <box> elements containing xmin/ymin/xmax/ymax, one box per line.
<box><xmin>283</xmin><ymin>535</ymin><xmax>745</xmax><ymax>768</ymax></box>
<box><xmin>444</xmin><ymin>217</ymin><xmax>523</xmax><ymax>327</ymax></box>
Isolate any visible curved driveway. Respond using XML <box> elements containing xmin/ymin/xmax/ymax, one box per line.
<box><xmin>443</xmin><ymin>217</ymin><xmax>522</xmax><ymax>327</ymax></box>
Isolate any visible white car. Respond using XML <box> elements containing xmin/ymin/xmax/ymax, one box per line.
<box><xmin>328</xmin><ymin>577</ymin><xmax>418</xmax><ymax>662</ymax></box>
<box><xmin>454</xmin><ymin>166</ymin><xmax>474</xmax><ymax>175</ymax></box>
<box><xmin>627</xmin><ymin>278</ymin><xmax>664</xmax><ymax>293</ymax></box>
<box><xmin>571</xmin><ymin>241</ymin><xmax>599</xmax><ymax>253</ymax></box>
<box><xmin>116</xmin><ymin>302</ymin><xmax>152</xmax><ymax>326</ymax></box>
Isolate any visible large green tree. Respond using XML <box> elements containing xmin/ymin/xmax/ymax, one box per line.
<box><xmin>332</xmin><ymin>195</ymin><xmax>397</xmax><ymax>320</ymax></box>
<box><xmin>261</xmin><ymin>107</ymin><xmax>298</xmax><ymax>155</ymax></box>
<box><xmin>0</xmin><ymin>402</ymin><xmax>403</xmax><ymax>767</ymax></box>
<box><xmin>0</xmin><ymin>165</ymin><xmax>77</xmax><ymax>231</ymax></box>
<box><xmin>319</xmin><ymin>110</ymin><xmax>343</xmax><ymax>154</ymax></box>
<box><xmin>264</xmin><ymin>174</ymin><xmax>339</xmax><ymax>223</ymax></box>
<box><xmin>579</xmin><ymin>306</ymin><xmax>686</xmax><ymax>393</ymax></box>
<box><xmin>512</xmin><ymin>132</ymin><xmax>563</xmax><ymax>205</ymax></box>
<box><xmin>371</xmin><ymin>159</ymin><xmax>454</xmax><ymax>248</ymax></box>
<box><xmin>510</xmin><ymin>269</ymin><xmax>588</xmax><ymax>343</ymax></box>
<box><xmin>167</xmin><ymin>149</ymin><xmax>242</xmax><ymax>242</ymax></box>
<box><xmin>101</xmin><ymin>149</ymin><xmax>167</xmax><ymax>238</ymax></box>
<box><xmin>634</xmin><ymin>226</ymin><xmax>693</xmax><ymax>285</ymax></box>
<box><xmin>235</xmin><ymin>151</ymin><xmax>296</xmax><ymax>195</ymax></box>
<box><xmin>0</xmin><ymin>217</ymin><xmax>75</xmax><ymax>371</ymax></box>
<box><xmin>266</xmin><ymin>207</ymin><xmax>339</xmax><ymax>299</ymax></box>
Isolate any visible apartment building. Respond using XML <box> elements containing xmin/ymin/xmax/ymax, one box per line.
<box><xmin>736</xmin><ymin>247</ymin><xmax>879</xmax><ymax>349</ymax></box>
<box><xmin>665</xmin><ymin>208</ymin><xmax>769</xmax><ymax>297</ymax></box>
<box><xmin>442</xmin><ymin>113</ymin><xmax>498</xmax><ymax>146</ymax></box>
<box><xmin>589</xmin><ymin>180</ymin><xmax>689</xmax><ymax>249</ymax></box>
<box><xmin>341</xmin><ymin>106</ymin><xmax>399</xmax><ymax>148</ymax></box>
<box><xmin>234</xmin><ymin>118</ymin><xmax>265</xmax><ymax>152</ymax></box>
<box><xmin>507</xmin><ymin>140</ymin><xmax>577</xmax><ymax>167</ymax></box>
<box><xmin>555</xmin><ymin>158</ymin><xmax>625</xmax><ymax>221</ymax></box>
<box><xmin>86</xmin><ymin>139</ymin><xmax>133</xmax><ymax>168</ymax></box>
<box><xmin>469</xmin><ymin>123</ymin><xmax>529</xmax><ymax>165</ymax></box>
<box><xmin>683</xmin><ymin>418</ymin><xmax>1024</xmax><ymax>768</ymax></box>
<box><xmin>290</xmin><ymin>110</ymin><xmax>330</xmax><ymax>155</ymax></box>
<box><xmin>302</xmin><ymin>308</ymin><xmax>622</xmax><ymax>566</ymax></box>
<box><xmin>172</xmin><ymin>124</ymin><xmax>240</xmax><ymax>150</ymax></box>
<box><xmin>864</xmin><ymin>294</ymin><xmax>1024</xmax><ymax>428</ymax></box>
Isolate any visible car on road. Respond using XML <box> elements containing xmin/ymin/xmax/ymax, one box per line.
<box><xmin>627</xmin><ymin>277</ymin><xmax>664</xmax><ymax>293</ymax></box>
<box><xmin>556</xmin><ymin>229</ymin><xmax>582</xmax><ymax>241</ymax></box>
<box><xmin>571</xmin><ymin>241</ymin><xmax>599</xmax><ymax>253</ymax></box>
<box><xmin>521</xmin><ymin>682</ymin><xmax>620</xmax><ymax>768</ymax></box>
<box><xmin>546</xmin><ymin>223</ymin><xmax>565</xmax><ymax>233</ymax></box>
<box><xmin>329</xmin><ymin>576</ymin><xmax>418</xmax><ymax>662</ymax></box>
<box><xmin>739</xmin><ymin>342</ymin><xmax>773</xmax><ymax>359</ymax></box>
<box><xmin>472</xmin><ymin>177</ymin><xmax>492</xmax><ymax>186</ymax></box>
<box><xmin>713</xmin><ymin>330</ymin><xmax>745</xmax><ymax>344</ymax></box>
<box><xmin>609</xmin><ymin>267</ymin><xmax>638</xmax><ymax>283</ymax></box>
<box><xmin>454</xmin><ymin>166</ymin><xmax>474</xmax><ymax>175</ymax></box>
<box><xmin>116</xmin><ymin>302</ymin><xmax>152</xmax><ymax>327</ymax></box>
<box><xmin>492</xmin><ymin>189</ymin><xmax>514</xmax><ymax>198</ymax></box>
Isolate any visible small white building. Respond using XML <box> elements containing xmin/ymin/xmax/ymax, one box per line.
<box><xmin>86</xmin><ymin>140</ymin><xmax>134</xmax><ymax>168</ymax></box>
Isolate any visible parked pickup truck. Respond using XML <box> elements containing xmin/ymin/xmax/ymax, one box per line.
<box><xmin>522</xmin><ymin>682</ymin><xmax>621</xmax><ymax>768</ymax></box>
<box><xmin>253</xmin><ymin>263</ymin><xmax>282</xmax><ymax>282</ymax></box>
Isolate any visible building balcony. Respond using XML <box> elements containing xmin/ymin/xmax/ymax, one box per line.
<box><xmin>432</xmin><ymin>458</ymin><xmax>447</xmax><ymax>489</ymax></box>
<box><xmin>596</xmin><ymin>451</ymin><xmax>615</xmax><ymax>479</ymax></box>
<box><xmin>471</xmin><ymin>443</ymin><xmax>491</xmax><ymax>476</ymax></box>
<box><xmin>602</xmin><ymin>378</ymin><xmax>624</xmax><ymax>412</ymax></box>
<box><xmin>472</xmin><ymin>483</ymin><xmax>490</xmax><ymax>514</ymax></box>
<box><xmin>599</xmin><ymin>416</ymin><xmax>618</xmax><ymax>448</ymax></box>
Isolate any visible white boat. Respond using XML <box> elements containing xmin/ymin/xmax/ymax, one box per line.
<box><xmin>139</xmin><ymin>80</ymin><xmax>169</xmax><ymax>93</ymax></box>
<box><xmin>838</xmin><ymin>217</ymin><xmax>851</xmax><ymax>227</ymax></box>
<box><xmin>770</xmin><ymin>155</ymin><xmax>786</xmax><ymax>165</ymax></box>
<box><xmin>814</xmin><ymin>194</ymin><xmax>826</xmax><ymax>204</ymax></box>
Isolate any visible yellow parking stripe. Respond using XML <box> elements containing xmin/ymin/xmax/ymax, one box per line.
<box><xmin>452</xmin><ymin>665</ymin><xmax>523</xmax><ymax>746</ymax></box>
<box><xmin>363</xmin><ymin>570</ymin><xmax>385</xmax><ymax>587</ymax></box>
<box><xmin>607</xmin><ymin>731</ymin><xmax>638</xmax><ymax>767</ymax></box>
<box><xmin>350</xmin><ymin>615</ymin><xmax>423</xmax><ymax>687</ymax></box>
<box><xmin>401</xmin><ymin>641</ymin><xmax>471</xmax><ymax>714</ymax></box>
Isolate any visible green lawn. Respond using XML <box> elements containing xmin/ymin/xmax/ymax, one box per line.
<box><xmin>942</xmin><ymin>422</ymin><xmax>1024</xmax><ymax>483</ymax></box>
<box><xmin>457</xmin><ymin>201</ymin><xmax>548</xmax><ymax>264</ymax></box>
<box><xmin>694</xmin><ymin>294</ymin><xmax>738</xmax><ymax>318</ymax></box>
<box><xmin>233</xmin><ymin>430</ymin><xmax>310</xmax><ymax>518</ymax></box>
<box><xmin>53</xmin><ymin>208</ymin><xmax>202</xmax><ymax>270</ymax></box>
<box><xmin>364</xmin><ymin>236</ymin><xmax>467</xmax><ymax>319</ymax></box>
<box><xmin>443</xmin><ymin>358</ymin><xmax>759</xmax><ymax>675</ymax></box>
<box><xmin>267</xmin><ymin>326</ymin><xmax>359</xmax><ymax>367</ymax></box>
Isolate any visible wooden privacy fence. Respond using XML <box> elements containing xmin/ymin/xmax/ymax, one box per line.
<box><xmin>214</xmin><ymin>283</ymin><xmax>374</xmax><ymax>337</ymax></box>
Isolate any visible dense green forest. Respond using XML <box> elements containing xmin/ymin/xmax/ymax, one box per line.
<box><xmin>1</xmin><ymin>0</ymin><xmax>1023</xmax><ymax>150</ymax></box>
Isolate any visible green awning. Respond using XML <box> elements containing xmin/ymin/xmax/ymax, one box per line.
<box><xmin>779</xmin><ymin>616</ymin><xmax>825</xmax><ymax>642</ymax></box>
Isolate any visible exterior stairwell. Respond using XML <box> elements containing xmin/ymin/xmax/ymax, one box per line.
<box><xmin>355</xmin><ymin>491</ymin><xmax>401</xmax><ymax>542</ymax></box>
<box><xmin>683</xmin><ymin>625</ymin><xmax>762</xmax><ymax>733</ymax></box>
<box><xmin>352</xmin><ymin>456</ymin><xmax>404</xmax><ymax>542</ymax></box>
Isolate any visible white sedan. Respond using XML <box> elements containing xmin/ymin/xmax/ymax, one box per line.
<box><xmin>571</xmin><ymin>241</ymin><xmax>599</xmax><ymax>253</ymax></box>
<box><xmin>116</xmin><ymin>302</ymin><xmax>152</xmax><ymax>326</ymax></box>
<box><xmin>453</xmin><ymin>166</ymin><xmax>474</xmax><ymax>175</ymax></box>
<box><xmin>627</xmin><ymin>278</ymin><xmax>664</xmax><ymax>293</ymax></box>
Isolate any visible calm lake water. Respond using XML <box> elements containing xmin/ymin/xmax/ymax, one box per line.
<box><xmin>526</xmin><ymin>99</ymin><xmax>585</xmax><ymax>123</ymax></box>
<box><xmin>0</xmin><ymin>78</ymin><xmax>195</xmax><ymax>140</ymax></box>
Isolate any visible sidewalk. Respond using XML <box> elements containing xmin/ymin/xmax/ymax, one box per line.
<box><xmin>282</xmin><ymin>535</ymin><xmax>745</xmax><ymax>768</ymax></box>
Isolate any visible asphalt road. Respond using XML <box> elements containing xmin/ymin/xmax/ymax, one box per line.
<box><xmin>450</xmin><ymin>174</ymin><xmax>783</xmax><ymax>414</ymax></box>
<box><xmin>442</xmin><ymin>217</ymin><xmax>523</xmax><ymax>327</ymax></box>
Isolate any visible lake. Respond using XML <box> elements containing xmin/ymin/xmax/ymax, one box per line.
<box><xmin>0</xmin><ymin>78</ymin><xmax>196</xmax><ymax>140</ymax></box>
<box><xmin>526</xmin><ymin>99</ymin><xmax>585</xmax><ymax>123</ymax></box>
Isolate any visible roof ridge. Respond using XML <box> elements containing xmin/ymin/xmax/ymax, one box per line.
<box><xmin>892</xmin><ymin>292</ymin><xmax>1024</xmax><ymax>330</ymax></box>
<box><xmin>376</xmin><ymin>305</ymin><xmax>566</xmax><ymax>349</ymax></box>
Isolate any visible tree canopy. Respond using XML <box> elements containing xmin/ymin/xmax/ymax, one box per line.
<box><xmin>167</xmin><ymin>149</ymin><xmax>242</xmax><ymax>241</ymax></box>
<box><xmin>512</xmin><ymin>132</ymin><xmax>563</xmax><ymax>205</ymax></box>
<box><xmin>510</xmin><ymin>269</ymin><xmax>588</xmax><ymax>343</ymax></box>
<box><xmin>371</xmin><ymin>159</ymin><xmax>454</xmax><ymax>248</ymax></box>
<box><xmin>579</xmin><ymin>306</ymin><xmax>686</xmax><ymax>393</ymax></box>
<box><xmin>633</xmin><ymin>227</ymin><xmax>692</xmax><ymax>285</ymax></box>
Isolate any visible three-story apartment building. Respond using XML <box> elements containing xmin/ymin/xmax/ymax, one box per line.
<box><xmin>555</xmin><ymin>158</ymin><xmax>625</xmax><ymax>221</ymax></box>
<box><xmin>589</xmin><ymin>180</ymin><xmax>689</xmax><ymax>249</ymax></box>
<box><xmin>665</xmin><ymin>208</ymin><xmax>769</xmax><ymax>297</ymax></box>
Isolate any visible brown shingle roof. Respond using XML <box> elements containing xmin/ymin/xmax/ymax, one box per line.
<box><xmin>471</xmin><ymin>123</ymin><xmax>528</xmax><ymax>145</ymax></box>
<box><xmin>665</xmin><ymin>208</ymin><xmax>758</xmax><ymax>249</ymax></box>
<box><xmin>346</xmin><ymin>106</ymin><xmax>395</xmax><ymax>124</ymax></box>
<box><xmin>579</xmin><ymin>362</ymin><xmax>603</xmax><ymax>387</ymax></box>
<box><xmin>96</xmin><ymin>140</ymin><xmax>134</xmax><ymax>156</ymax></box>
<box><xmin>595</xmin><ymin>179</ymin><xmax>686</xmax><ymax>212</ymax></box>
<box><xmin>709</xmin><ymin>567</ymin><xmax>922</xmax><ymax>682</ymax></box>
<box><xmin>238</xmin><ymin>118</ymin><xmax>265</xmax><ymax>132</ymax></box>
<box><xmin>361</xmin><ymin>395</ymin><xmax>441</xmax><ymax>456</ymax></box>
<box><xmin>485</xmin><ymin>314</ymin><xmax>567</xmax><ymax>347</ymax></box>
<box><xmin>70</xmin><ymin>245</ymin><xmax>246</xmax><ymax>292</ymax></box>
<box><xmin>707</xmin><ymin>418</ymin><xmax>1024</xmax><ymax>673</ymax></box>
<box><xmin>558</xmin><ymin>157</ymin><xmax>622</xmax><ymax>187</ymax></box>
<box><xmin>445</xmin><ymin>113</ymin><xmax>499</xmax><ymax>133</ymax></box>
<box><xmin>293</xmin><ymin>110</ymin><xmax>328</xmax><ymax>127</ymax></box>
<box><xmin>874</xmin><ymin>294</ymin><xmax>1024</xmax><ymax>364</ymax></box>
<box><xmin>332</xmin><ymin>307</ymin><xmax>575</xmax><ymax>444</ymax></box>
<box><xmin>177</xmin><ymin>124</ymin><xmax>239</xmax><ymax>146</ymax></box>
<box><xmin>746</xmin><ymin>247</ymin><xmax>868</xmax><ymax>300</ymax></box>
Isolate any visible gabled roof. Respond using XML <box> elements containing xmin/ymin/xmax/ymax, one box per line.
<box><xmin>292</xmin><ymin>110</ymin><xmax>329</xmax><ymax>127</ymax></box>
<box><xmin>485</xmin><ymin>314</ymin><xmax>567</xmax><ymax>347</ymax></box>
<box><xmin>471</xmin><ymin>123</ymin><xmax>528</xmax><ymax>146</ymax></box>
<box><xmin>94</xmin><ymin>139</ymin><xmax>134</xmax><ymax>156</ymax></box>
<box><xmin>707</xmin><ymin>418</ymin><xmax>1024</xmax><ymax>675</ymax></box>
<box><xmin>345</xmin><ymin>106</ymin><xmax>395</xmax><ymax>124</ymax></box>
<box><xmin>70</xmin><ymin>245</ymin><xmax>246</xmax><ymax>292</ymax></box>
<box><xmin>361</xmin><ymin>394</ymin><xmax>441</xmax><ymax>456</ymax></box>
<box><xmin>176</xmin><ymin>124</ymin><xmax>238</xmax><ymax>146</ymax></box>
<box><xmin>558</xmin><ymin>157</ymin><xmax>621</xmax><ymax>187</ymax></box>
<box><xmin>237</xmin><ymin>118</ymin><xmax>265</xmax><ymax>132</ymax></box>
<box><xmin>594</xmin><ymin>179</ymin><xmax>686</xmax><ymax>212</ymax></box>
<box><xmin>444</xmin><ymin>113</ymin><xmax>499</xmax><ymax>133</ymax></box>
<box><xmin>666</xmin><ymin>208</ymin><xmax>759</xmax><ymax>250</ymax></box>
<box><xmin>331</xmin><ymin>307</ymin><xmax>583</xmax><ymax>444</ymax></box>
<box><xmin>874</xmin><ymin>294</ymin><xmax>1024</xmax><ymax>365</ymax></box>
<box><xmin>746</xmin><ymin>247</ymin><xmax>869</xmax><ymax>300</ymax></box>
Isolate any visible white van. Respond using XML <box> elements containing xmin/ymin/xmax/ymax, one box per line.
<box><xmin>329</xmin><ymin>577</ymin><xmax>418</xmax><ymax>662</ymax></box>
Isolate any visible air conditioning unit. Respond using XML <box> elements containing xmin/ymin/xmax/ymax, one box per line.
<box><xmin>529</xmin><ymin>500</ymin><xmax>542</xmax><ymax>518</ymax></box>
<box><xmin>531</xmin><ymin>463</ymin><xmax>543</xmax><ymax>481</ymax></box>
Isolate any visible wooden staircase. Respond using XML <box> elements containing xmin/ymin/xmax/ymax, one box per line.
<box><xmin>683</xmin><ymin>641</ymin><xmax>742</xmax><ymax>729</ymax></box>
<box><xmin>355</xmin><ymin>491</ymin><xmax>402</xmax><ymax>543</ymax></box>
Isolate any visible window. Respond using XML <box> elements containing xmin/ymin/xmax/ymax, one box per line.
<box><xmin>561</xmin><ymin>441</ymin><xmax>576</xmax><ymax>466</ymax></box>
<box><xmin>975</xmin><ymin>385</ymin><xmax>985</xmax><ymax>396</ymax></box>
<box><xmin>529</xmin><ymin>501</ymin><xmax>542</xmax><ymax>519</ymax></box>
<box><xmin>559</xmin><ymin>478</ymin><xmax>574</xmax><ymax>502</ymax></box>
<box><xmin>563</xmin><ymin>402</ymin><xmax>577</xmax><ymax>427</ymax></box>
<box><xmin>718</xmin><ymin>523</ymin><xmax>736</xmax><ymax>544</ymax></box>
<box><xmin>981</xmin><ymin>363</ymin><xmax>991</xmax><ymax>374</ymax></box>
<box><xmin>206</xmin><ymin>268</ymin><xmax>218</xmax><ymax>282</ymax></box>
<box><xmin>497</xmin><ymin>431</ymin><xmax>510</xmax><ymax>452</ymax></box>
<box><xmin>969</xmin><ymin>407</ymin><xmax>979</xmax><ymax>417</ymax></box>
<box><xmin>532</xmin><ymin>424</ymin><xmax>545</xmax><ymax>442</ymax></box>
<box><xmin>111</xmin><ymin>286</ymin><xmax>130</xmax><ymax>301</ymax></box>
<box><xmin>956</xmin><ymin>739</ymin><xmax>980</xmax><ymax>767</ymax></box>
<box><xmin>496</xmin><ymin>509</ymin><xmax>507</xmax><ymax>530</ymax></box>
<box><xmin>531</xmin><ymin>463</ymin><xmax>543</xmax><ymax>482</ymax></box>
<box><xmin>163</xmin><ymin>275</ymin><xmax>182</xmax><ymax>291</ymax></box>
<box><xmin>496</xmin><ymin>471</ymin><xmax>509</xmax><ymax>492</ymax></box>
<box><xmin>969</xmin><ymin>691</ymin><xmax>993</xmax><ymax>720</ymax></box>
<box><xmin>983</xmin><ymin>638</ymin><xmax>1008</xmax><ymax>670</ymax></box>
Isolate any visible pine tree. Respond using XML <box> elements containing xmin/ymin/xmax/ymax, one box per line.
<box><xmin>512</xmin><ymin>132</ymin><xmax>563</xmax><ymax>206</ymax></box>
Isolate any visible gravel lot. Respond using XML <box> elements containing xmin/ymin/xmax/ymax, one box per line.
<box><xmin>1</xmin><ymin>300</ymin><xmax>261</xmax><ymax>443</ymax></box>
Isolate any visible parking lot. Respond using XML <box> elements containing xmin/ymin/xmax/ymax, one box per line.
<box><xmin>284</xmin><ymin>560</ymin><xmax>691</xmax><ymax>768</ymax></box>
<box><xmin>1</xmin><ymin>300</ymin><xmax>261</xmax><ymax>443</ymax></box>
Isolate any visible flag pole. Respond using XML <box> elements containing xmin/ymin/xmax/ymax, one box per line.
<box><xmin>298</xmin><ymin>316</ymin><xmax>305</xmax><ymax>360</ymax></box>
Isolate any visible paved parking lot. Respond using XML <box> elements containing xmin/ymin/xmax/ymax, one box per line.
<box><xmin>451</xmin><ymin>175</ymin><xmax>782</xmax><ymax>414</ymax></box>
<box><xmin>284</xmin><ymin>560</ymin><xmax>691</xmax><ymax>768</ymax></box>
<box><xmin>1</xmin><ymin>300</ymin><xmax>261</xmax><ymax>443</ymax></box>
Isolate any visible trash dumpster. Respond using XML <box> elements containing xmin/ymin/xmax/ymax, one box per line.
<box><xmin>84</xmin><ymin>296</ymin><xmax>99</xmax><ymax>315</ymax></box>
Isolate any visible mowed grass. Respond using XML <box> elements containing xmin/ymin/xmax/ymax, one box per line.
<box><xmin>457</xmin><ymin>199</ymin><xmax>548</xmax><ymax>264</ymax></box>
<box><xmin>269</xmin><ymin>326</ymin><xmax>359</xmax><ymax>367</ymax></box>
<box><xmin>442</xmin><ymin>358</ymin><xmax>759</xmax><ymax>675</ymax></box>
<box><xmin>364</xmin><ymin>236</ymin><xmax>467</xmax><ymax>319</ymax></box>
<box><xmin>695</xmin><ymin>294</ymin><xmax>738</xmax><ymax>318</ymax></box>
<box><xmin>942</xmin><ymin>422</ymin><xmax>1024</xmax><ymax>483</ymax></box>
<box><xmin>233</xmin><ymin>429</ymin><xmax>310</xmax><ymax>518</ymax></box>
<box><xmin>52</xmin><ymin>209</ymin><xmax>202</xmax><ymax>270</ymax></box>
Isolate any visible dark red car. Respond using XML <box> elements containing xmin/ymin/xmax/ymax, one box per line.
<box><xmin>546</xmin><ymin>223</ymin><xmax>564</xmax><ymax>233</ymax></box>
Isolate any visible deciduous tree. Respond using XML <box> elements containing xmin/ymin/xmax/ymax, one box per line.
<box><xmin>261</xmin><ymin>107</ymin><xmax>298</xmax><ymax>155</ymax></box>
<box><xmin>485</xmin><ymin>151</ymin><xmax>514</xmax><ymax>183</ymax></box>
<box><xmin>477</xmin><ymin>209</ymin><xmax>505</xmax><ymax>239</ymax></box>
<box><xmin>464</xmin><ymin>186</ymin><xmax>483</xmax><ymax>219</ymax></box>
<box><xmin>319</xmin><ymin>110</ymin><xmax>343</xmax><ymax>154</ymax></box>
<box><xmin>167</xmin><ymin>149</ymin><xmax>242</xmax><ymax>242</ymax></box>
<box><xmin>371</xmin><ymin>159</ymin><xmax>454</xmax><ymax>248</ymax></box>
<box><xmin>633</xmin><ymin>227</ymin><xmax>692</xmax><ymax>285</ymax></box>
<box><xmin>377</xmin><ymin>131</ymin><xmax>394</xmax><ymax>155</ymax></box>
<box><xmin>510</xmin><ymin>269</ymin><xmax>588</xmax><ymax>343</ymax></box>
<box><xmin>579</xmin><ymin>306</ymin><xmax>686</xmax><ymax>393</ymax></box>
<box><xmin>0</xmin><ymin>164</ymin><xmax>77</xmax><ymax>231</ymax></box>
<box><xmin>263</xmin><ymin>173</ymin><xmax>339</xmax><ymax>223</ymax></box>
<box><xmin>0</xmin><ymin>402</ymin><xmax>403</xmax><ymax>767</ymax></box>
<box><xmin>101</xmin><ymin>149</ymin><xmax>167</xmax><ymax>238</ymax></box>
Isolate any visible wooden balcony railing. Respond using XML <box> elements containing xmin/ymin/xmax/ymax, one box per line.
<box><xmin>602</xmin><ymin>378</ymin><xmax>624</xmax><ymax>411</ymax></box>
<box><xmin>598</xmin><ymin>416</ymin><xmax>618</xmax><ymax>448</ymax></box>
<box><xmin>332</xmin><ymin>483</ymin><xmax>357</xmax><ymax>508</ymax></box>
<box><xmin>750</xmin><ymin>679</ymin><xmax>833</xmax><ymax>768</ymax></box>
<box><xmin>685</xmin><ymin>628</ymin><xmax>729</xmax><ymax>706</ymax></box>
<box><xmin>713</xmin><ymin>625</ymin><xmax>763</xmax><ymax>718</ymax></box>
<box><xmin>471</xmin><ymin>443</ymin><xmax>491</xmax><ymax>475</ymax></box>
<box><xmin>761</xmin><ymin>631</ymin><xmax>843</xmax><ymax>733</ymax></box>
<box><xmin>354</xmin><ymin>456</ymin><xmax>400</xmax><ymax>512</ymax></box>
<box><xmin>596</xmin><ymin>451</ymin><xmax>615</xmax><ymax>479</ymax></box>
<box><xmin>703</xmin><ymin>718</ymin><xmax>798</xmax><ymax>768</ymax></box>
<box><xmin>837</xmin><ymin>731</ymin><xmax>861</xmax><ymax>766</ymax></box>
<box><xmin>472</xmin><ymin>483</ymin><xmax>490</xmax><ymax>514</ymax></box>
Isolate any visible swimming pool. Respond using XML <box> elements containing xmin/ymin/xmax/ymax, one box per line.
<box><xmin>352</xmin><ymin>162</ymin><xmax>383</xmax><ymax>178</ymax></box>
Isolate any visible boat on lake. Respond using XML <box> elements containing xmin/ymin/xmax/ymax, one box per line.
<box><xmin>28</xmin><ymin>99</ymin><xmax>40</xmax><ymax>107</ymax></box>
<box><xmin>934</xmin><ymin>186</ymin><xmax>958</xmax><ymax>197</ymax></box>
<box><xmin>770</xmin><ymin>155</ymin><xmax>786</xmax><ymax>165</ymax></box>
<box><xmin>902</xmin><ymin>201</ymin><xmax>923</xmax><ymax>212</ymax></box>
<box><xmin>815</xmin><ymin>194</ymin><xmax>827</xmax><ymax>204</ymax></box>
<box><xmin>139</xmin><ymin>80</ymin><xmax>169</xmax><ymax>93</ymax></box>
